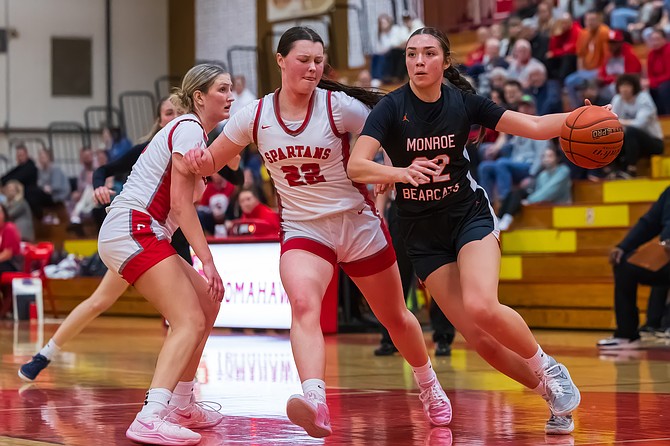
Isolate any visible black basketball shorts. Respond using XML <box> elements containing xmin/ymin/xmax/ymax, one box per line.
<box><xmin>398</xmin><ymin>188</ymin><xmax>499</xmax><ymax>282</ymax></box>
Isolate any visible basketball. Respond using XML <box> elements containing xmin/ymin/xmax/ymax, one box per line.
<box><xmin>559</xmin><ymin>106</ymin><xmax>624</xmax><ymax>169</ymax></box>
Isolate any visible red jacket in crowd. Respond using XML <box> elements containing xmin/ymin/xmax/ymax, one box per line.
<box><xmin>240</xmin><ymin>203</ymin><xmax>280</xmax><ymax>237</ymax></box>
<box><xmin>598</xmin><ymin>42</ymin><xmax>642</xmax><ymax>85</ymax></box>
<box><xmin>648</xmin><ymin>42</ymin><xmax>670</xmax><ymax>89</ymax></box>
<box><xmin>548</xmin><ymin>21</ymin><xmax>581</xmax><ymax>57</ymax></box>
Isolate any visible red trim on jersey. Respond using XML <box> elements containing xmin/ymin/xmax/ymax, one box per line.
<box><xmin>120</xmin><ymin>210</ymin><xmax>176</xmax><ymax>284</ymax></box>
<box><xmin>280</xmin><ymin>237</ymin><xmax>337</xmax><ymax>266</ymax></box>
<box><xmin>326</xmin><ymin>90</ymin><xmax>344</xmax><ymax>138</ymax></box>
<box><xmin>252</xmin><ymin>98</ymin><xmax>264</xmax><ymax>144</ymax></box>
<box><xmin>339</xmin><ymin>133</ymin><xmax>395</xmax><ymax>265</ymax></box>
<box><xmin>273</xmin><ymin>88</ymin><xmax>315</xmax><ymax>137</ymax></box>
<box><xmin>341</xmin><ymin>243</ymin><xmax>396</xmax><ymax>277</ymax></box>
<box><xmin>147</xmin><ymin>117</ymin><xmax>206</xmax><ymax>224</ymax></box>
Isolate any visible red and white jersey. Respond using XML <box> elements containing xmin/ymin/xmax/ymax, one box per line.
<box><xmin>110</xmin><ymin>113</ymin><xmax>208</xmax><ymax>235</ymax></box>
<box><xmin>224</xmin><ymin>88</ymin><xmax>372</xmax><ymax>221</ymax></box>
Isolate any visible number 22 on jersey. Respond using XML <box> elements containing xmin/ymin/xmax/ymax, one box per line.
<box><xmin>415</xmin><ymin>154</ymin><xmax>451</xmax><ymax>183</ymax></box>
<box><xmin>281</xmin><ymin>163</ymin><xmax>326</xmax><ymax>187</ymax></box>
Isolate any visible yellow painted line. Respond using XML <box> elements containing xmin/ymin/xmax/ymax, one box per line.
<box><xmin>500</xmin><ymin>256</ymin><xmax>522</xmax><ymax>280</ymax></box>
<box><xmin>63</xmin><ymin>239</ymin><xmax>98</xmax><ymax>257</ymax></box>
<box><xmin>502</xmin><ymin>230</ymin><xmax>577</xmax><ymax>254</ymax></box>
<box><xmin>603</xmin><ymin>179</ymin><xmax>670</xmax><ymax>203</ymax></box>
<box><xmin>552</xmin><ymin>205</ymin><xmax>629</xmax><ymax>228</ymax></box>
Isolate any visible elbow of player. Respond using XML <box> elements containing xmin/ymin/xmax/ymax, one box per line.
<box><xmin>346</xmin><ymin>160</ymin><xmax>364</xmax><ymax>182</ymax></box>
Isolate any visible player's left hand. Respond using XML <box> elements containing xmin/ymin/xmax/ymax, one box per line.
<box><xmin>374</xmin><ymin>183</ymin><xmax>394</xmax><ymax>196</ymax></box>
<box><xmin>584</xmin><ymin>99</ymin><xmax>615</xmax><ymax>116</ymax></box>
<box><xmin>183</xmin><ymin>148</ymin><xmax>214</xmax><ymax>175</ymax></box>
<box><xmin>202</xmin><ymin>259</ymin><xmax>224</xmax><ymax>303</ymax></box>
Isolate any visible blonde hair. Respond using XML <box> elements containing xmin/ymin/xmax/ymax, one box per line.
<box><xmin>5</xmin><ymin>179</ymin><xmax>24</xmax><ymax>203</ymax></box>
<box><xmin>169</xmin><ymin>64</ymin><xmax>227</xmax><ymax>114</ymax></box>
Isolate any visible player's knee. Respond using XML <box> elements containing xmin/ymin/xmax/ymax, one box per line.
<box><xmin>465</xmin><ymin>301</ymin><xmax>496</xmax><ymax>327</ymax></box>
<box><xmin>290</xmin><ymin>296</ymin><xmax>320</xmax><ymax>320</ymax></box>
<box><xmin>87</xmin><ymin>296</ymin><xmax>114</xmax><ymax>315</ymax></box>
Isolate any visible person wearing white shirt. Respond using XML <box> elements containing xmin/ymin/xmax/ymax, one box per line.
<box><xmin>229</xmin><ymin>75</ymin><xmax>257</xmax><ymax>117</ymax></box>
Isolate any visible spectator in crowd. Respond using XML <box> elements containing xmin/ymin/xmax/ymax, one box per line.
<box><xmin>500</xmin><ymin>16</ymin><xmax>523</xmax><ymax>57</ymax></box>
<box><xmin>370</xmin><ymin>13</ymin><xmax>397</xmax><ymax>86</ymax></box>
<box><xmin>639</xmin><ymin>286</ymin><xmax>670</xmax><ymax>337</ymax></box>
<box><xmin>610</xmin><ymin>74</ymin><xmax>664</xmax><ymax>178</ymax></box>
<box><xmin>3</xmin><ymin>180</ymin><xmax>34</xmax><ymax>242</ymax></box>
<box><xmin>28</xmin><ymin>148</ymin><xmax>71</xmax><ymax>220</ymax></box>
<box><xmin>489</xmin><ymin>66</ymin><xmax>510</xmax><ymax>93</ymax></box>
<box><xmin>465</xmin><ymin>26</ymin><xmax>491</xmax><ymax>67</ymax></box>
<box><xmin>229</xmin><ymin>75</ymin><xmax>257</xmax><ymax>116</ymax></box>
<box><xmin>197</xmin><ymin>172</ymin><xmax>236</xmax><ymax>236</ymax></box>
<box><xmin>646</xmin><ymin>28</ymin><xmax>670</xmax><ymax>115</ymax></box>
<box><xmin>507</xmin><ymin>39</ymin><xmax>547</xmax><ymax>88</ymax></box>
<box><xmin>627</xmin><ymin>0</ymin><xmax>664</xmax><ymax>42</ymax></box>
<box><xmin>557</xmin><ymin>0</ymin><xmax>596</xmax><ymax>22</ymax></box>
<box><xmin>468</xmin><ymin>38</ymin><xmax>509</xmax><ymax>96</ymax></box>
<box><xmin>497</xmin><ymin>145</ymin><xmax>572</xmax><ymax>230</ymax></box>
<box><xmin>526</xmin><ymin>64</ymin><xmax>563</xmax><ymax>115</ymax></box>
<box><xmin>234</xmin><ymin>187</ymin><xmax>280</xmax><ymax>237</ymax></box>
<box><xmin>597</xmin><ymin>29</ymin><xmax>642</xmax><ymax>102</ymax></box>
<box><xmin>490</xmin><ymin>86</ymin><xmax>507</xmax><ymax>106</ymax></box>
<box><xmin>609</xmin><ymin>0</ymin><xmax>641</xmax><ymax>30</ymax></box>
<box><xmin>528</xmin><ymin>1</ymin><xmax>555</xmax><ymax>65</ymax></box>
<box><xmin>1</xmin><ymin>143</ymin><xmax>38</xmax><ymax>190</ymax></box>
<box><xmin>546</xmin><ymin>12</ymin><xmax>581</xmax><ymax>81</ymax></box>
<box><xmin>477</xmin><ymin>95</ymin><xmax>547</xmax><ymax>204</ymax></box>
<box><xmin>0</xmin><ymin>204</ymin><xmax>23</xmax><ymax>317</ymax></box>
<box><xmin>387</xmin><ymin>12</ymin><xmax>426</xmax><ymax>82</ymax></box>
<box><xmin>565</xmin><ymin>10</ymin><xmax>611</xmax><ymax>108</ymax></box>
<box><xmin>355</xmin><ymin>69</ymin><xmax>373</xmax><ymax>89</ymax></box>
<box><xmin>598</xmin><ymin>186</ymin><xmax>670</xmax><ymax>349</ymax></box>
<box><xmin>101</xmin><ymin>125</ymin><xmax>132</xmax><ymax>162</ymax></box>
<box><xmin>503</xmin><ymin>79</ymin><xmax>525</xmax><ymax>110</ymax></box>
<box><xmin>69</xmin><ymin>148</ymin><xmax>96</xmax><ymax>226</ymax></box>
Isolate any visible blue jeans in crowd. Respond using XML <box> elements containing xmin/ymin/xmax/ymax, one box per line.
<box><xmin>564</xmin><ymin>69</ymin><xmax>598</xmax><ymax>109</ymax></box>
<box><xmin>477</xmin><ymin>159</ymin><xmax>531</xmax><ymax>201</ymax></box>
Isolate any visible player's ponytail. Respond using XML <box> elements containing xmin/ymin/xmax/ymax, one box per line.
<box><xmin>277</xmin><ymin>26</ymin><xmax>384</xmax><ymax>109</ymax></box>
<box><xmin>170</xmin><ymin>63</ymin><xmax>227</xmax><ymax>114</ymax></box>
<box><xmin>444</xmin><ymin>65</ymin><xmax>476</xmax><ymax>94</ymax></box>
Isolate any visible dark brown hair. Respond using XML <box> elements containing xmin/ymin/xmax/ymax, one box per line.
<box><xmin>276</xmin><ymin>26</ymin><xmax>384</xmax><ymax>108</ymax></box>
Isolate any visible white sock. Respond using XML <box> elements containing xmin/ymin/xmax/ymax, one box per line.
<box><xmin>169</xmin><ymin>380</ymin><xmax>195</xmax><ymax>408</ymax></box>
<box><xmin>138</xmin><ymin>388</ymin><xmax>172</xmax><ymax>418</ymax></box>
<box><xmin>412</xmin><ymin>359</ymin><xmax>436</xmax><ymax>387</ymax></box>
<box><xmin>525</xmin><ymin>345</ymin><xmax>550</xmax><ymax>376</ymax></box>
<box><xmin>302</xmin><ymin>378</ymin><xmax>326</xmax><ymax>401</ymax></box>
<box><xmin>39</xmin><ymin>339</ymin><xmax>61</xmax><ymax>360</ymax></box>
<box><xmin>531</xmin><ymin>380</ymin><xmax>546</xmax><ymax>399</ymax></box>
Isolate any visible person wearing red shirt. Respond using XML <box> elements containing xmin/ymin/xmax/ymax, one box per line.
<box><xmin>198</xmin><ymin>172</ymin><xmax>235</xmax><ymax>235</ymax></box>
<box><xmin>546</xmin><ymin>14</ymin><xmax>581</xmax><ymax>82</ymax></box>
<box><xmin>647</xmin><ymin>29</ymin><xmax>670</xmax><ymax>115</ymax></box>
<box><xmin>598</xmin><ymin>30</ymin><xmax>642</xmax><ymax>99</ymax></box>
<box><xmin>236</xmin><ymin>187</ymin><xmax>280</xmax><ymax>237</ymax></box>
<box><xmin>0</xmin><ymin>204</ymin><xmax>24</xmax><ymax>317</ymax></box>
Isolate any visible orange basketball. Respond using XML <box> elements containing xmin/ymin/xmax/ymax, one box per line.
<box><xmin>559</xmin><ymin>106</ymin><xmax>623</xmax><ymax>169</ymax></box>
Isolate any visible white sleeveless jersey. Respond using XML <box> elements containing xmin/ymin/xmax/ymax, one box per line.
<box><xmin>110</xmin><ymin>113</ymin><xmax>208</xmax><ymax>235</ymax></box>
<box><xmin>224</xmin><ymin>88</ymin><xmax>372</xmax><ymax>221</ymax></box>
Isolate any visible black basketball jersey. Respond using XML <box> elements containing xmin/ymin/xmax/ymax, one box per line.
<box><xmin>361</xmin><ymin>83</ymin><xmax>506</xmax><ymax>216</ymax></box>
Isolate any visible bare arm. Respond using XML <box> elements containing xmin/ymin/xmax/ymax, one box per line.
<box><xmin>171</xmin><ymin>153</ymin><xmax>223</xmax><ymax>301</ymax></box>
<box><xmin>348</xmin><ymin>136</ymin><xmax>440</xmax><ymax>186</ymax></box>
<box><xmin>495</xmin><ymin>110</ymin><xmax>570</xmax><ymax>140</ymax></box>
<box><xmin>184</xmin><ymin>133</ymin><xmax>247</xmax><ymax>177</ymax></box>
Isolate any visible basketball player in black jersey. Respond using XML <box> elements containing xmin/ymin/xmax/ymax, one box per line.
<box><xmin>348</xmin><ymin>27</ymin><xmax>606</xmax><ymax>435</ymax></box>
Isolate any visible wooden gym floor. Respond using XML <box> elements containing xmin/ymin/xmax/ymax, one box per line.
<box><xmin>1</xmin><ymin>317</ymin><xmax>670</xmax><ymax>445</ymax></box>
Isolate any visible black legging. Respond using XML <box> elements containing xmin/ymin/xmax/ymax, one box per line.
<box><xmin>618</xmin><ymin>126</ymin><xmax>664</xmax><ymax>170</ymax></box>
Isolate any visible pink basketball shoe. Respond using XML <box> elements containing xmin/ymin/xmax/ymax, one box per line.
<box><xmin>286</xmin><ymin>392</ymin><xmax>332</xmax><ymax>438</ymax></box>
<box><xmin>165</xmin><ymin>401</ymin><xmax>224</xmax><ymax>430</ymax></box>
<box><xmin>418</xmin><ymin>378</ymin><xmax>452</xmax><ymax>426</ymax></box>
<box><xmin>125</xmin><ymin>413</ymin><xmax>201</xmax><ymax>445</ymax></box>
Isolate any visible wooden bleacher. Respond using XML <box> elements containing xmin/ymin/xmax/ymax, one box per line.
<box><xmin>498</xmin><ymin>117</ymin><xmax>670</xmax><ymax>331</ymax></box>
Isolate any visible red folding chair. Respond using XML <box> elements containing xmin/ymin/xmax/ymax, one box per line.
<box><xmin>0</xmin><ymin>242</ymin><xmax>57</xmax><ymax>318</ymax></box>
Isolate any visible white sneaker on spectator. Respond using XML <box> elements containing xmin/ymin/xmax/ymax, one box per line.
<box><xmin>596</xmin><ymin>337</ymin><xmax>641</xmax><ymax>350</ymax></box>
<box><xmin>498</xmin><ymin>214</ymin><xmax>514</xmax><ymax>231</ymax></box>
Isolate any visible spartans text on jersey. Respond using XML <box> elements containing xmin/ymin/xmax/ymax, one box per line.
<box><xmin>406</xmin><ymin>135</ymin><xmax>456</xmax><ymax>151</ymax></box>
<box><xmin>264</xmin><ymin>146</ymin><xmax>332</xmax><ymax>164</ymax></box>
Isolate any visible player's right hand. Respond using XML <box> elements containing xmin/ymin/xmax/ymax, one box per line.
<box><xmin>202</xmin><ymin>260</ymin><xmax>224</xmax><ymax>303</ymax></box>
<box><xmin>93</xmin><ymin>186</ymin><xmax>116</xmax><ymax>206</ymax></box>
<box><xmin>399</xmin><ymin>159</ymin><xmax>441</xmax><ymax>187</ymax></box>
<box><xmin>184</xmin><ymin>148</ymin><xmax>214</xmax><ymax>175</ymax></box>
<box><xmin>609</xmin><ymin>247</ymin><xmax>624</xmax><ymax>265</ymax></box>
